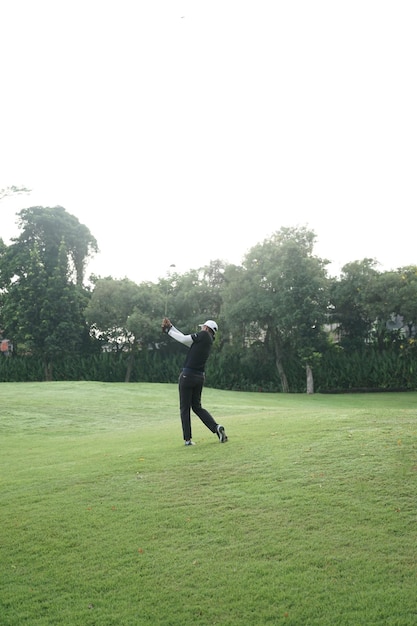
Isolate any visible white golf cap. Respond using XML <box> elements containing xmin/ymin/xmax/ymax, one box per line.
<box><xmin>200</xmin><ymin>320</ymin><xmax>218</xmax><ymax>334</ymax></box>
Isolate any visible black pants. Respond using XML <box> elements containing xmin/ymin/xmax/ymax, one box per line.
<box><xmin>178</xmin><ymin>370</ymin><xmax>217</xmax><ymax>441</ymax></box>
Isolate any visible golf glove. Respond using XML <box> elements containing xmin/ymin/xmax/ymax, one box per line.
<box><xmin>161</xmin><ymin>317</ymin><xmax>172</xmax><ymax>334</ymax></box>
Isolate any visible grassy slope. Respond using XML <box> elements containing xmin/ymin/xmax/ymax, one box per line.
<box><xmin>1</xmin><ymin>383</ymin><xmax>416</xmax><ymax>625</ymax></box>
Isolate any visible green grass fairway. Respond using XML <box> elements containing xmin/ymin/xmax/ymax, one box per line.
<box><xmin>1</xmin><ymin>382</ymin><xmax>416</xmax><ymax>625</ymax></box>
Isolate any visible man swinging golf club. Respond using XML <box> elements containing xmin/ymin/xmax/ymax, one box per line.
<box><xmin>162</xmin><ymin>317</ymin><xmax>228</xmax><ymax>446</ymax></box>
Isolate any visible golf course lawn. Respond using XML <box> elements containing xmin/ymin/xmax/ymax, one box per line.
<box><xmin>1</xmin><ymin>382</ymin><xmax>416</xmax><ymax>625</ymax></box>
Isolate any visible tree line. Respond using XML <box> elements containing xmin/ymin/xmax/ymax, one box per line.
<box><xmin>1</xmin><ymin>205</ymin><xmax>416</xmax><ymax>391</ymax></box>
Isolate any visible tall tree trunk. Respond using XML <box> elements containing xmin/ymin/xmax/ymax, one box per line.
<box><xmin>272</xmin><ymin>333</ymin><xmax>289</xmax><ymax>392</ymax></box>
<box><xmin>124</xmin><ymin>352</ymin><xmax>134</xmax><ymax>383</ymax></box>
<box><xmin>306</xmin><ymin>364</ymin><xmax>314</xmax><ymax>394</ymax></box>
<box><xmin>44</xmin><ymin>361</ymin><xmax>53</xmax><ymax>382</ymax></box>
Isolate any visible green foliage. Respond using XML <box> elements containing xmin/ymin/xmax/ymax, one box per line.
<box><xmin>1</xmin><ymin>240</ymin><xmax>90</xmax><ymax>379</ymax></box>
<box><xmin>222</xmin><ymin>226</ymin><xmax>330</xmax><ymax>391</ymax></box>
<box><xmin>0</xmin><ymin>355</ymin><xmax>44</xmax><ymax>381</ymax></box>
<box><xmin>2</xmin><ymin>243</ymin><xmax>49</xmax><ymax>353</ymax></box>
<box><xmin>2</xmin><ymin>341</ymin><xmax>417</xmax><ymax>392</ymax></box>
<box><xmin>328</xmin><ymin>259</ymin><xmax>413</xmax><ymax>351</ymax></box>
<box><xmin>85</xmin><ymin>278</ymin><xmax>168</xmax><ymax>381</ymax></box>
<box><xmin>315</xmin><ymin>344</ymin><xmax>417</xmax><ymax>392</ymax></box>
<box><xmin>165</xmin><ymin>262</ymin><xmax>225</xmax><ymax>331</ymax></box>
<box><xmin>13</xmin><ymin>206</ymin><xmax>98</xmax><ymax>285</ymax></box>
<box><xmin>393</xmin><ymin>266</ymin><xmax>417</xmax><ymax>334</ymax></box>
<box><xmin>2</xmin><ymin>210</ymin><xmax>417</xmax><ymax>391</ymax></box>
<box><xmin>1</xmin><ymin>206</ymin><xmax>98</xmax><ymax>380</ymax></box>
<box><xmin>207</xmin><ymin>342</ymin><xmax>287</xmax><ymax>391</ymax></box>
<box><xmin>85</xmin><ymin>277</ymin><xmax>142</xmax><ymax>347</ymax></box>
<box><xmin>40</xmin><ymin>242</ymin><xmax>89</xmax><ymax>379</ymax></box>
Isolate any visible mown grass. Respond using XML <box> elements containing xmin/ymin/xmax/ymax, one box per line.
<box><xmin>1</xmin><ymin>382</ymin><xmax>417</xmax><ymax>625</ymax></box>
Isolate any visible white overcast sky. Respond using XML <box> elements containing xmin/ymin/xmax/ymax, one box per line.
<box><xmin>1</xmin><ymin>0</ymin><xmax>416</xmax><ymax>283</ymax></box>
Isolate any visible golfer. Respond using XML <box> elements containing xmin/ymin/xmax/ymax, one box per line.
<box><xmin>162</xmin><ymin>317</ymin><xmax>228</xmax><ymax>446</ymax></box>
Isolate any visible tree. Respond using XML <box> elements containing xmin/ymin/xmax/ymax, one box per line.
<box><xmin>223</xmin><ymin>226</ymin><xmax>330</xmax><ymax>392</ymax></box>
<box><xmin>329</xmin><ymin>259</ymin><xmax>380</xmax><ymax>349</ymax></box>
<box><xmin>165</xmin><ymin>261</ymin><xmax>226</xmax><ymax>331</ymax></box>
<box><xmin>40</xmin><ymin>241</ymin><xmax>89</xmax><ymax>379</ymax></box>
<box><xmin>85</xmin><ymin>277</ymin><xmax>140</xmax><ymax>348</ymax></box>
<box><xmin>2</xmin><ymin>243</ymin><xmax>49</xmax><ymax>357</ymax></box>
<box><xmin>0</xmin><ymin>207</ymin><xmax>97</xmax><ymax>379</ymax></box>
<box><xmin>390</xmin><ymin>266</ymin><xmax>417</xmax><ymax>339</ymax></box>
<box><xmin>0</xmin><ymin>185</ymin><xmax>31</xmax><ymax>201</ymax></box>
<box><xmin>9</xmin><ymin>206</ymin><xmax>98</xmax><ymax>285</ymax></box>
<box><xmin>329</xmin><ymin>259</ymin><xmax>416</xmax><ymax>351</ymax></box>
<box><xmin>2</xmin><ymin>240</ymin><xmax>90</xmax><ymax>379</ymax></box>
<box><xmin>85</xmin><ymin>277</ymin><xmax>164</xmax><ymax>382</ymax></box>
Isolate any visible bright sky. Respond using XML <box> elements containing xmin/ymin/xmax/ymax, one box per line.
<box><xmin>1</xmin><ymin>1</ymin><xmax>416</xmax><ymax>284</ymax></box>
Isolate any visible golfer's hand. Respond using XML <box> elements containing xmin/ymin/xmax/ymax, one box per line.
<box><xmin>161</xmin><ymin>317</ymin><xmax>172</xmax><ymax>334</ymax></box>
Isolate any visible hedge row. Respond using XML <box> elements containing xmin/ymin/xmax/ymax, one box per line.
<box><xmin>1</xmin><ymin>347</ymin><xmax>416</xmax><ymax>392</ymax></box>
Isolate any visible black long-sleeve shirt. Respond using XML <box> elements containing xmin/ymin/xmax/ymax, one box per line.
<box><xmin>168</xmin><ymin>326</ymin><xmax>213</xmax><ymax>372</ymax></box>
